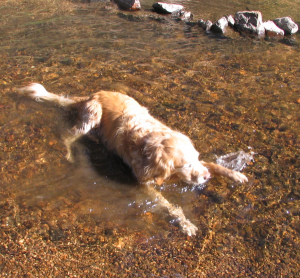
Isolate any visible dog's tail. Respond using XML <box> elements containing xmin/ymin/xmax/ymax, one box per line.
<box><xmin>18</xmin><ymin>83</ymin><xmax>76</xmax><ymax>107</ymax></box>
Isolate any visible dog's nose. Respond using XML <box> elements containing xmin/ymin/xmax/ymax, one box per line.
<box><xmin>204</xmin><ymin>172</ymin><xmax>211</xmax><ymax>180</ymax></box>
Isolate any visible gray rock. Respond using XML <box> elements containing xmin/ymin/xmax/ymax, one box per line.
<box><xmin>234</xmin><ymin>11</ymin><xmax>265</xmax><ymax>37</ymax></box>
<box><xmin>152</xmin><ymin>2</ymin><xmax>184</xmax><ymax>14</ymax></box>
<box><xmin>114</xmin><ymin>0</ymin><xmax>141</xmax><ymax>10</ymax></box>
<box><xmin>263</xmin><ymin>20</ymin><xmax>284</xmax><ymax>37</ymax></box>
<box><xmin>211</xmin><ymin>16</ymin><xmax>228</xmax><ymax>33</ymax></box>
<box><xmin>198</xmin><ymin>19</ymin><xmax>213</xmax><ymax>32</ymax></box>
<box><xmin>273</xmin><ymin>17</ymin><xmax>298</xmax><ymax>35</ymax></box>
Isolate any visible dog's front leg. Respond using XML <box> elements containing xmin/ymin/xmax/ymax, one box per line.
<box><xmin>201</xmin><ymin>161</ymin><xmax>248</xmax><ymax>183</ymax></box>
<box><xmin>144</xmin><ymin>184</ymin><xmax>198</xmax><ymax>236</ymax></box>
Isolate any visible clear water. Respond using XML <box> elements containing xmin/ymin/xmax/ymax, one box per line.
<box><xmin>0</xmin><ymin>0</ymin><xmax>300</xmax><ymax>276</ymax></box>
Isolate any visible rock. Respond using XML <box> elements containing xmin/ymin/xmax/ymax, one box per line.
<box><xmin>180</xmin><ymin>11</ymin><xmax>193</xmax><ymax>21</ymax></box>
<box><xmin>152</xmin><ymin>2</ymin><xmax>184</xmax><ymax>14</ymax></box>
<box><xmin>114</xmin><ymin>0</ymin><xmax>141</xmax><ymax>11</ymax></box>
<box><xmin>60</xmin><ymin>58</ymin><xmax>72</xmax><ymax>66</ymax></box>
<box><xmin>211</xmin><ymin>16</ymin><xmax>228</xmax><ymax>33</ymax></box>
<box><xmin>263</xmin><ymin>20</ymin><xmax>284</xmax><ymax>37</ymax></box>
<box><xmin>234</xmin><ymin>11</ymin><xmax>265</xmax><ymax>37</ymax></box>
<box><xmin>273</xmin><ymin>17</ymin><xmax>298</xmax><ymax>35</ymax></box>
<box><xmin>172</xmin><ymin>10</ymin><xmax>193</xmax><ymax>22</ymax></box>
<box><xmin>226</xmin><ymin>15</ymin><xmax>235</xmax><ymax>27</ymax></box>
<box><xmin>198</xmin><ymin>19</ymin><xmax>213</xmax><ymax>32</ymax></box>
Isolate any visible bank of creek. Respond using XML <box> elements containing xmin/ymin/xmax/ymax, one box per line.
<box><xmin>0</xmin><ymin>0</ymin><xmax>300</xmax><ymax>276</ymax></box>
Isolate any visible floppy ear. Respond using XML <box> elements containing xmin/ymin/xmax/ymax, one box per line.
<box><xmin>142</xmin><ymin>135</ymin><xmax>176</xmax><ymax>184</ymax></box>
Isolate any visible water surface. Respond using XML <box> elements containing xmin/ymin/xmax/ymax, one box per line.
<box><xmin>0</xmin><ymin>0</ymin><xmax>300</xmax><ymax>276</ymax></box>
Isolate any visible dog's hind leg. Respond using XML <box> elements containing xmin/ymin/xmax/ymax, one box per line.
<box><xmin>64</xmin><ymin>98</ymin><xmax>103</xmax><ymax>162</ymax></box>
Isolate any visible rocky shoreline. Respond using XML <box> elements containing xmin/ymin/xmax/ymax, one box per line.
<box><xmin>112</xmin><ymin>1</ymin><xmax>299</xmax><ymax>39</ymax></box>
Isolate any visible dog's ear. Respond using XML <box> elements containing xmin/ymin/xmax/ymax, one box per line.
<box><xmin>142</xmin><ymin>135</ymin><xmax>176</xmax><ymax>183</ymax></box>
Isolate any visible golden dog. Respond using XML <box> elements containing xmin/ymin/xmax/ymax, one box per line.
<box><xmin>19</xmin><ymin>83</ymin><xmax>247</xmax><ymax>235</ymax></box>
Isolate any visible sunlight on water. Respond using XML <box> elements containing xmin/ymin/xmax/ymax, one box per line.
<box><xmin>1</xmin><ymin>0</ymin><xmax>300</xmax><ymax>276</ymax></box>
<box><xmin>216</xmin><ymin>150</ymin><xmax>255</xmax><ymax>171</ymax></box>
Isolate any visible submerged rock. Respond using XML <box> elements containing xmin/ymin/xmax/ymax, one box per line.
<box><xmin>234</xmin><ymin>11</ymin><xmax>265</xmax><ymax>37</ymax></box>
<box><xmin>152</xmin><ymin>2</ymin><xmax>184</xmax><ymax>14</ymax></box>
<box><xmin>114</xmin><ymin>0</ymin><xmax>141</xmax><ymax>11</ymax></box>
<box><xmin>211</xmin><ymin>16</ymin><xmax>228</xmax><ymax>33</ymax></box>
<box><xmin>263</xmin><ymin>20</ymin><xmax>284</xmax><ymax>37</ymax></box>
<box><xmin>273</xmin><ymin>17</ymin><xmax>298</xmax><ymax>35</ymax></box>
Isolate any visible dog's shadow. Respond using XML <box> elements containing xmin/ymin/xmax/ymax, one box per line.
<box><xmin>77</xmin><ymin>136</ymin><xmax>138</xmax><ymax>186</ymax></box>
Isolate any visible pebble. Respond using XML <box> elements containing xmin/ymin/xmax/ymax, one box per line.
<box><xmin>5</xmin><ymin>134</ymin><xmax>14</xmax><ymax>142</ymax></box>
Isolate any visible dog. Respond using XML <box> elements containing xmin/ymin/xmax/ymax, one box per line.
<box><xmin>18</xmin><ymin>83</ymin><xmax>248</xmax><ymax>235</ymax></box>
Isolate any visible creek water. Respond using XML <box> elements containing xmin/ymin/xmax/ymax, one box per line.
<box><xmin>0</xmin><ymin>0</ymin><xmax>299</xmax><ymax>276</ymax></box>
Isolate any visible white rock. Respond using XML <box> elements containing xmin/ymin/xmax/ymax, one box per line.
<box><xmin>211</xmin><ymin>16</ymin><xmax>228</xmax><ymax>33</ymax></box>
<box><xmin>226</xmin><ymin>15</ymin><xmax>235</xmax><ymax>27</ymax></box>
<box><xmin>273</xmin><ymin>17</ymin><xmax>298</xmax><ymax>35</ymax></box>
<box><xmin>234</xmin><ymin>11</ymin><xmax>265</xmax><ymax>37</ymax></box>
<box><xmin>152</xmin><ymin>2</ymin><xmax>184</xmax><ymax>14</ymax></box>
<box><xmin>171</xmin><ymin>10</ymin><xmax>193</xmax><ymax>21</ymax></box>
<box><xmin>198</xmin><ymin>19</ymin><xmax>213</xmax><ymax>32</ymax></box>
<box><xmin>180</xmin><ymin>11</ymin><xmax>193</xmax><ymax>21</ymax></box>
<box><xmin>263</xmin><ymin>20</ymin><xmax>284</xmax><ymax>37</ymax></box>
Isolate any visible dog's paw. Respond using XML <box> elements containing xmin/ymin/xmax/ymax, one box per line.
<box><xmin>180</xmin><ymin>219</ymin><xmax>198</xmax><ymax>236</ymax></box>
<box><xmin>231</xmin><ymin>171</ymin><xmax>248</xmax><ymax>183</ymax></box>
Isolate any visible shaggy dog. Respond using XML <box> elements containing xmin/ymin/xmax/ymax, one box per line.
<box><xmin>18</xmin><ymin>83</ymin><xmax>248</xmax><ymax>235</ymax></box>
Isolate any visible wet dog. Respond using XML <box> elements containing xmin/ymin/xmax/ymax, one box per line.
<box><xmin>19</xmin><ymin>83</ymin><xmax>247</xmax><ymax>235</ymax></box>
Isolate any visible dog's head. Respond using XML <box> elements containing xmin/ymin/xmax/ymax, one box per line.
<box><xmin>143</xmin><ymin>132</ymin><xmax>210</xmax><ymax>185</ymax></box>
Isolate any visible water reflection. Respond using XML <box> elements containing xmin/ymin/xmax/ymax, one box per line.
<box><xmin>1</xmin><ymin>0</ymin><xmax>300</xmax><ymax>276</ymax></box>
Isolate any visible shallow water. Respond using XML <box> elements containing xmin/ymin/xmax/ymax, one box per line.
<box><xmin>0</xmin><ymin>0</ymin><xmax>300</xmax><ymax>276</ymax></box>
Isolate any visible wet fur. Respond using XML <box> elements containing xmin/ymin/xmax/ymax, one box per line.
<box><xmin>18</xmin><ymin>83</ymin><xmax>248</xmax><ymax>235</ymax></box>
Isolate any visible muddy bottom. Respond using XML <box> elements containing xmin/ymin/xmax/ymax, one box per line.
<box><xmin>0</xmin><ymin>0</ymin><xmax>300</xmax><ymax>276</ymax></box>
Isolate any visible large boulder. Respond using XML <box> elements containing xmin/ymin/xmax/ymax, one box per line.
<box><xmin>114</xmin><ymin>0</ymin><xmax>141</xmax><ymax>11</ymax></box>
<box><xmin>263</xmin><ymin>20</ymin><xmax>284</xmax><ymax>37</ymax></box>
<box><xmin>273</xmin><ymin>17</ymin><xmax>298</xmax><ymax>35</ymax></box>
<box><xmin>234</xmin><ymin>11</ymin><xmax>265</xmax><ymax>37</ymax></box>
<box><xmin>152</xmin><ymin>2</ymin><xmax>184</xmax><ymax>14</ymax></box>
